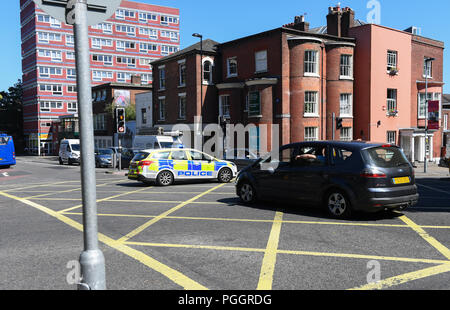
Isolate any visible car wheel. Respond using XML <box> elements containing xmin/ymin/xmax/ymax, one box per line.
<box><xmin>238</xmin><ymin>181</ymin><xmax>257</xmax><ymax>204</ymax></box>
<box><xmin>325</xmin><ymin>190</ymin><xmax>352</xmax><ymax>219</ymax></box>
<box><xmin>218</xmin><ymin>168</ymin><xmax>233</xmax><ymax>183</ymax></box>
<box><xmin>157</xmin><ymin>171</ymin><xmax>174</xmax><ymax>186</ymax></box>
<box><xmin>59</xmin><ymin>157</ymin><xmax>63</xmax><ymax>165</ymax></box>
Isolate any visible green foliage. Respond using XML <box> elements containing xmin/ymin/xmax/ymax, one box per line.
<box><xmin>104</xmin><ymin>101</ymin><xmax>136</xmax><ymax>121</ymax></box>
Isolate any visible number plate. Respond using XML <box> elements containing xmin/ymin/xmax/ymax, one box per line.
<box><xmin>393</xmin><ymin>177</ymin><xmax>410</xmax><ymax>185</ymax></box>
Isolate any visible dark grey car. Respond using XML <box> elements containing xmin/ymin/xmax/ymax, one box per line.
<box><xmin>235</xmin><ymin>141</ymin><xmax>419</xmax><ymax>218</ymax></box>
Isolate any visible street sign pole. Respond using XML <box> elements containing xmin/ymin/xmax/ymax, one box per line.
<box><xmin>73</xmin><ymin>0</ymin><xmax>106</xmax><ymax>290</ymax></box>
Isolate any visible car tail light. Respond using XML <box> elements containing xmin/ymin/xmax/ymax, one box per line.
<box><xmin>138</xmin><ymin>160</ymin><xmax>154</xmax><ymax>167</ymax></box>
<box><xmin>13</xmin><ymin>152</ymin><xmax>15</xmax><ymax>159</ymax></box>
<box><xmin>360</xmin><ymin>169</ymin><xmax>387</xmax><ymax>178</ymax></box>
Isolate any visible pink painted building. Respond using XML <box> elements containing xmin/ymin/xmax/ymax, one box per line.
<box><xmin>20</xmin><ymin>0</ymin><xmax>180</xmax><ymax>154</ymax></box>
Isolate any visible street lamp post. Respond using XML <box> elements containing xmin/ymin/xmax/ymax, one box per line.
<box><xmin>424</xmin><ymin>57</ymin><xmax>435</xmax><ymax>173</ymax></box>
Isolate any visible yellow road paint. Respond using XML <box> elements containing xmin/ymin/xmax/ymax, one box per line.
<box><xmin>116</xmin><ymin>183</ymin><xmax>227</xmax><ymax>243</ymax></box>
<box><xmin>348</xmin><ymin>263</ymin><xmax>450</xmax><ymax>290</ymax></box>
<box><xmin>0</xmin><ymin>190</ymin><xmax>208</xmax><ymax>290</ymax></box>
<box><xmin>257</xmin><ymin>212</ymin><xmax>284</xmax><ymax>290</ymax></box>
<box><xmin>399</xmin><ymin>215</ymin><xmax>450</xmax><ymax>260</ymax></box>
<box><xmin>58</xmin><ymin>186</ymin><xmax>152</xmax><ymax>214</ymax></box>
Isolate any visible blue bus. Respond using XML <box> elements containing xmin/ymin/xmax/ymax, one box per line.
<box><xmin>0</xmin><ymin>134</ymin><xmax>16</xmax><ymax>168</ymax></box>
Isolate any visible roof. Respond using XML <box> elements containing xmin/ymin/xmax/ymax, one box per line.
<box><xmin>308</xmin><ymin>19</ymin><xmax>367</xmax><ymax>34</ymax></box>
<box><xmin>284</xmin><ymin>140</ymin><xmax>392</xmax><ymax>151</ymax></box>
<box><xmin>442</xmin><ymin>94</ymin><xmax>450</xmax><ymax>104</ymax></box>
<box><xmin>151</xmin><ymin>39</ymin><xmax>220</xmax><ymax>65</ymax></box>
<box><xmin>92</xmin><ymin>82</ymin><xmax>152</xmax><ymax>90</ymax></box>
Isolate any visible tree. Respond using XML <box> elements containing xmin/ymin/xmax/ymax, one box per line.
<box><xmin>0</xmin><ymin>79</ymin><xmax>24</xmax><ymax>152</ymax></box>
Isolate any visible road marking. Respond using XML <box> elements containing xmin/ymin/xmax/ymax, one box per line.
<box><xmin>116</xmin><ymin>183</ymin><xmax>227</xmax><ymax>243</ymax></box>
<box><xmin>2</xmin><ymin>178</ymin><xmax>124</xmax><ymax>192</ymax></box>
<box><xmin>398</xmin><ymin>215</ymin><xmax>450</xmax><ymax>260</ymax></box>
<box><xmin>0</xmin><ymin>190</ymin><xmax>208</xmax><ymax>290</ymax></box>
<box><xmin>348</xmin><ymin>263</ymin><xmax>450</xmax><ymax>290</ymax></box>
<box><xmin>257</xmin><ymin>212</ymin><xmax>283</xmax><ymax>290</ymax></box>
<box><xmin>57</xmin><ymin>186</ymin><xmax>152</xmax><ymax>214</ymax></box>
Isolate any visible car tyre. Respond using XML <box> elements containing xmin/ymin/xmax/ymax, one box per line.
<box><xmin>238</xmin><ymin>181</ymin><xmax>257</xmax><ymax>204</ymax></box>
<box><xmin>218</xmin><ymin>167</ymin><xmax>233</xmax><ymax>183</ymax></box>
<box><xmin>156</xmin><ymin>170</ymin><xmax>174</xmax><ymax>186</ymax></box>
<box><xmin>325</xmin><ymin>190</ymin><xmax>352</xmax><ymax>219</ymax></box>
<box><xmin>59</xmin><ymin>157</ymin><xmax>63</xmax><ymax>165</ymax></box>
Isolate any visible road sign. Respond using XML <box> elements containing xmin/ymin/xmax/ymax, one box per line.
<box><xmin>33</xmin><ymin>0</ymin><xmax>122</xmax><ymax>26</ymax></box>
<box><xmin>428</xmin><ymin>100</ymin><xmax>440</xmax><ymax>130</ymax></box>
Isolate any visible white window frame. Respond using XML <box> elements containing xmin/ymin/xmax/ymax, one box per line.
<box><xmin>67</xmin><ymin>102</ymin><xmax>77</xmax><ymax>112</ymax></box>
<box><xmin>444</xmin><ymin>114</ymin><xmax>448</xmax><ymax>131</ymax></box>
<box><xmin>387</xmin><ymin>50</ymin><xmax>398</xmax><ymax>72</ymax></box>
<box><xmin>159</xmin><ymin>66</ymin><xmax>166</xmax><ymax>90</ymax></box>
<box><xmin>67</xmin><ymin>68</ymin><xmax>76</xmax><ymax>80</ymax></box>
<box><xmin>423</xmin><ymin>58</ymin><xmax>433</xmax><ymax>78</ymax></box>
<box><xmin>178</xmin><ymin>94</ymin><xmax>186</xmax><ymax>120</ymax></box>
<box><xmin>304</xmin><ymin>50</ymin><xmax>319</xmax><ymax>76</ymax></box>
<box><xmin>418</xmin><ymin>92</ymin><xmax>441</xmax><ymax>119</ymax></box>
<box><xmin>38</xmin><ymin>66</ymin><xmax>62</xmax><ymax>77</ymax></box>
<box><xmin>387</xmin><ymin>89</ymin><xmax>397</xmax><ymax>113</ymax></box>
<box><xmin>304</xmin><ymin>91</ymin><xmax>318</xmax><ymax>117</ymax></box>
<box><xmin>340</xmin><ymin>54</ymin><xmax>353</xmax><ymax>79</ymax></box>
<box><xmin>219</xmin><ymin>95</ymin><xmax>231</xmax><ymax>118</ymax></box>
<box><xmin>158</xmin><ymin>97</ymin><xmax>166</xmax><ymax>120</ymax></box>
<box><xmin>340</xmin><ymin>94</ymin><xmax>353</xmax><ymax>117</ymax></box>
<box><xmin>340</xmin><ymin>127</ymin><xmax>353</xmax><ymax>142</ymax></box>
<box><xmin>387</xmin><ymin>131</ymin><xmax>397</xmax><ymax>145</ymax></box>
<box><xmin>203</xmin><ymin>59</ymin><xmax>214</xmax><ymax>85</ymax></box>
<box><xmin>304</xmin><ymin>127</ymin><xmax>319</xmax><ymax>142</ymax></box>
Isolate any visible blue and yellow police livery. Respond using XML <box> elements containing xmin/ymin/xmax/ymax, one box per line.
<box><xmin>128</xmin><ymin>148</ymin><xmax>238</xmax><ymax>186</ymax></box>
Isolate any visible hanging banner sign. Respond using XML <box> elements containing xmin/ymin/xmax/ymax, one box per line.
<box><xmin>428</xmin><ymin>100</ymin><xmax>440</xmax><ymax>130</ymax></box>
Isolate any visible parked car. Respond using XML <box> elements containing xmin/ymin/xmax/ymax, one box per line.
<box><xmin>59</xmin><ymin>139</ymin><xmax>80</xmax><ymax>165</ymax></box>
<box><xmin>110</xmin><ymin>147</ymin><xmax>140</xmax><ymax>169</ymax></box>
<box><xmin>95</xmin><ymin>148</ymin><xmax>114</xmax><ymax>168</ymax></box>
<box><xmin>224</xmin><ymin>148</ymin><xmax>259</xmax><ymax>171</ymax></box>
<box><xmin>235</xmin><ymin>141</ymin><xmax>419</xmax><ymax>218</ymax></box>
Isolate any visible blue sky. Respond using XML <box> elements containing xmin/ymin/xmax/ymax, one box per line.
<box><xmin>2</xmin><ymin>0</ymin><xmax>449</xmax><ymax>92</ymax></box>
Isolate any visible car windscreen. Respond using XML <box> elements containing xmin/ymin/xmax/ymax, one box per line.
<box><xmin>98</xmin><ymin>149</ymin><xmax>113</xmax><ymax>155</ymax></box>
<box><xmin>71</xmin><ymin>144</ymin><xmax>80</xmax><ymax>151</ymax></box>
<box><xmin>363</xmin><ymin>146</ymin><xmax>410</xmax><ymax>168</ymax></box>
<box><xmin>160</xmin><ymin>142</ymin><xmax>180</xmax><ymax>149</ymax></box>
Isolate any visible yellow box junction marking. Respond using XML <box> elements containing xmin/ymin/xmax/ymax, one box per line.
<box><xmin>0</xmin><ymin>190</ymin><xmax>208</xmax><ymax>290</ymax></box>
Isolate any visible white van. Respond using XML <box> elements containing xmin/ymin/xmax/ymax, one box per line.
<box><xmin>59</xmin><ymin>139</ymin><xmax>81</xmax><ymax>165</ymax></box>
<box><xmin>133</xmin><ymin>135</ymin><xmax>183</xmax><ymax>151</ymax></box>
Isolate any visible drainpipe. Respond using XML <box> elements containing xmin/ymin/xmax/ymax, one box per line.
<box><xmin>320</xmin><ymin>44</ymin><xmax>325</xmax><ymax>140</ymax></box>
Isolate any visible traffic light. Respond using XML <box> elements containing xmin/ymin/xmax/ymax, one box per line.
<box><xmin>336</xmin><ymin>117</ymin><xmax>343</xmax><ymax>130</ymax></box>
<box><xmin>116</xmin><ymin>108</ymin><xmax>126</xmax><ymax>134</ymax></box>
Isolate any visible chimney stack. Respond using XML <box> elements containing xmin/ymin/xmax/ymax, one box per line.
<box><xmin>327</xmin><ymin>5</ymin><xmax>354</xmax><ymax>37</ymax></box>
<box><xmin>285</xmin><ymin>15</ymin><xmax>310</xmax><ymax>31</ymax></box>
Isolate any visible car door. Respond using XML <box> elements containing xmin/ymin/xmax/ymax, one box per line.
<box><xmin>288</xmin><ymin>144</ymin><xmax>330</xmax><ymax>204</ymax></box>
<box><xmin>253</xmin><ymin>145</ymin><xmax>298</xmax><ymax>200</ymax></box>
<box><xmin>187</xmin><ymin>150</ymin><xmax>215</xmax><ymax>179</ymax></box>
<box><xmin>170</xmin><ymin>150</ymin><xmax>189</xmax><ymax>179</ymax></box>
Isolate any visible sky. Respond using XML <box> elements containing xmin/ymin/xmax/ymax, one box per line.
<box><xmin>2</xmin><ymin>0</ymin><xmax>449</xmax><ymax>92</ymax></box>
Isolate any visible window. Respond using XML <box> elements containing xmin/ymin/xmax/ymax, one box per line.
<box><xmin>91</xmin><ymin>23</ymin><xmax>112</xmax><ymax>33</ymax></box>
<box><xmin>161</xmin><ymin>16</ymin><xmax>178</xmax><ymax>25</ymax></box>
<box><xmin>141</xmin><ymin>108</ymin><xmax>147</xmax><ymax>124</ymax></box>
<box><xmin>139</xmin><ymin>42</ymin><xmax>157</xmax><ymax>53</ymax></box>
<box><xmin>444</xmin><ymin>114</ymin><xmax>448</xmax><ymax>131</ymax></box>
<box><xmin>66</xmin><ymin>51</ymin><xmax>75</xmax><ymax>60</ymax></box>
<box><xmin>92</xmin><ymin>54</ymin><xmax>113</xmax><ymax>66</ymax></box>
<box><xmin>340</xmin><ymin>55</ymin><xmax>353</xmax><ymax>78</ymax></box>
<box><xmin>116</xmin><ymin>9</ymin><xmax>134</xmax><ymax>19</ymax></box>
<box><xmin>39</xmin><ymin>84</ymin><xmax>62</xmax><ymax>95</ymax></box>
<box><xmin>159</xmin><ymin>97</ymin><xmax>166</xmax><ymax>120</ymax></box>
<box><xmin>340</xmin><ymin>94</ymin><xmax>353</xmax><ymax>117</ymax></box>
<box><xmin>304</xmin><ymin>127</ymin><xmax>318</xmax><ymax>142</ymax></box>
<box><xmin>248</xmin><ymin>91</ymin><xmax>261</xmax><ymax>117</ymax></box>
<box><xmin>171</xmin><ymin>150</ymin><xmax>188</xmax><ymax>160</ymax></box>
<box><xmin>116</xmin><ymin>25</ymin><xmax>135</xmax><ymax>36</ymax></box>
<box><xmin>67</xmin><ymin>68</ymin><xmax>76</xmax><ymax>80</ymax></box>
<box><xmin>39</xmin><ymin>66</ymin><xmax>62</xmax><ymax>77</ymax></box>
<box><xmin>66</xmin><ymin>35</ymin><xmax>75</xmax><ymax>46</ymax></box>
<box><xmin>179</xmin><ymin>62</ymin><xmax>186</xmax><ymax>86</ymax></box>
<box><xmin>387</xmin><ymin>50</ymin><xmax>398</xmax><ymax>72</ymax></box>
<box><xmin>94</xmin><ymin>114</ymin><xmax>107</xmax><ymax>131</ymax></box>
<box><xmin>387</xmin><ymin>89</ymin><xmax>397</xmax><ymax>113</ymax></box>
<box><xmin>117</xmin><ymin>56</ymin><xmax>136</xmax><ymax>67</ymax></box>
<box><xmin>418</xmin><ymin>92</ymin><xmax>441</xmax><ymax>119</ymax></box>
<box><xmin>159</xmin><ymin>67</ymin><xmax>166</xmax><ymax>89</ymax></box>
<box><xmin>255</xmin><ymin>50</ymin><xmax>268</xmax><ymax>73</ymax></box>
<box><xmin>304</xmin><ymin>91</ymin><xmax>318</xmax><ymax>116</ymax></box>
<box><xmin>227</xmin><ymin>57</ymin><xmax>238</xmax><ymax>77</ymax></box>
<box><xmin>340</xmin><ymin>127</ymin><xmax>353</xmax><ymax>142</ymax></box>
<box><xmin>67</xmin><ymin>85</ymin><xmax>77</xmax><ymax>93</ymax></box>
<box><xmin>67</xmin><ymin>102</ymin><xmax>77</xmax><ymax>112</ymax></box>
<box><xmin>203</xmin><ymin>60</ymin><xmax>213</xmax><ymax>84</ymax></box>
<box><xmin>387</xmin><ymin>131</ymin><xmax>397</xmax><ymax>145</ymax></box>
<box><xmin>161</xmin><ymin>45</ymin><xmax>178</xmax><ymax>55</ymax></box>
<box><xmin>40</xmin><ymin>101</ymin><xmax>62</xmax><ymax>111</ymax></box>
<box><xmin>92</xmin><ymin>70</ymin><xmax>113</xmax><ymax>81</ymax></box>
<box><xmin>141</xmin><ymin>73</ymin><xmax>152</xmax><ymax>84</ymax></box>
<box><xmin>139</xmin><ymin>12</ymin><xmax>157</xmax><ymax>22</ymax></box>
<box><xmin>161</xmin><ymin>30</ymin><xmax>178</xmax><ymax>41</ymax></box>
<box><xmin>139</xmin><ymin>58</ymin><xmax>153</xmax><ymax>67</ymax></box>
<box><xmin>219</xmin><ymin>95</ymin><xmax>230</xmax><ymax>117</ymax></box>
<box><xmin>37</xmin><ymin>32</ymin><xmax>61</xmax><ymax>43</ymax></box>
<box><xmin>304</xmin><ymin>50</ymin><xmax>319</xmax><ymax>76</ymax></box>
<box><xmin>178</xmin><ymin>95</ymin><xmax>186</xmax><ymax>120</ymax></box>
<box><xmin>38</xmin><ymin>49</ymin><xmax>62</xmax><ymax>62</ymax></box>
<box><xmin>424</xmin><ymin>58</ymin><xmax>433</xmax><ymax>78</ymax></box>
<box><xmin>117</xmin><ymin>72</ymin><xmax>131</xmax><ymax>83</ymax></box>
<box><xmin>92</xmin><ymin>38</ymin><xmax>112</xmax><ymax>49</ymax></box>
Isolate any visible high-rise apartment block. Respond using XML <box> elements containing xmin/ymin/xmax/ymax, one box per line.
<box><xmin>20</xmin><ymin>0</ymin><xmax>180</xmax><ymax>154</ymax></box>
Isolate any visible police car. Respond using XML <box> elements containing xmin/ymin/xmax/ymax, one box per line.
<box><xmin>128</xmin><ymin>148</ymin><xmax>238</xmax><ymax>186</ymax></box>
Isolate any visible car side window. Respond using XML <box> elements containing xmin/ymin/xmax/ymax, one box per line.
<box><xmin>152</xmin><ymin>151</ymin><xmax>170</xmax><ymax>160</ymax></box>
<box><xmin>171</xmin><ymin>150</ymin><xmax>188</xmax><ymax>160</ymax></box>
<box><xmin>188</xmin><ymin>151</ymin><xmax>203</xmax><ymax>161</ymax></box>
<box><xmin>332</xmin><ymin>147</ymin><xmax>353</xmax><ymax>165</ymax></box>
<box><xmin>295</xmin><ymin>146</ymin><xmax>327</xmax><ymax>166</ymax></box>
